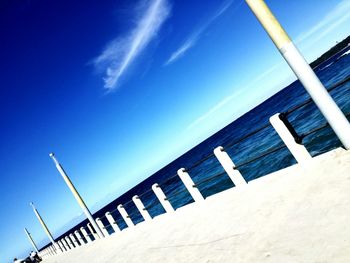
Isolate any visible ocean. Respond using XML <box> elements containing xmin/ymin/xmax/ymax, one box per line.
<box><xmin>54</xmin><ymin>48</ymin><xmax>350</xmax><ymax>243</ymax></box>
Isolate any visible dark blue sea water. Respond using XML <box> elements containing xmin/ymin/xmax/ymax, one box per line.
<box><xmin>54</xmin><ymin>50</ymin><xmax>350</xmax><ymax>244</ymax></box>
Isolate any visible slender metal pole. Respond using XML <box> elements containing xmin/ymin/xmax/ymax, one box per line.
<box><xmin>30</xmin><ymin>202</ymin><xmax>62</xmax><ymax>252</ymax></box>
<box><xmin>49</xmin><ymin>153</ymin><xmax>104</xmax><ymax>238</ymax></box>
<box><xmin>24</xmin><ymin>228</ymin><xmax>39</xmax><ymax>253</ymax></box>
<box><xmin>245</xmin><ymin>0</ymin><xmax>350</xmax><ymax>149</ymax></box>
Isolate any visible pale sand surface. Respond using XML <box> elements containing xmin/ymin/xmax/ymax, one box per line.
<box><xmin>44</xmin><ymin>148</ymin><xmax>350</xmax><ymax>263</ymax></box>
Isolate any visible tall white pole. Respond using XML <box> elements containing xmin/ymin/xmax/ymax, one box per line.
<box><xmin>30</xmin><ymin>202</ymin><xmax>62</xmax><ymax>252</ymax></box>
<box><xmin>245</xmin><ymin>0</ymin><xmax>350</xmax><ymax>149</ymax></box>
<box><xmin>49</xmin><ymin>153</ymin><xmax>104</xmax><ymax>239</ymax></box>
<box><xmin>24</xmin><ymin>228</ymin><xmax>39</xmax><ymax>253</ymax></box>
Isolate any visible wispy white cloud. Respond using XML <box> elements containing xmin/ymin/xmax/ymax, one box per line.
<box><xmin>165</xmin><ymin>0</ymin><xmax>234</xmax><ymax>66</ymax></box>
<box><xmin>296</xmin><ymin>0</ymin><xmax>350</xmax><ymax>48</ymax></box>
<box><xmin>93</xmin><ymin>0</ymin><xmax>170</xmax><ymax>90</ymax></box>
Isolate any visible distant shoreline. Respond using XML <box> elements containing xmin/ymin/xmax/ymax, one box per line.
<box><xmin>311</xmin><ymin>35</ymin><xmax>350</xmax><ymax>69</ymax></box>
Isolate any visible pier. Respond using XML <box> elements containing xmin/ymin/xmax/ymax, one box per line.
<box><xmin>42</xmin><ymin>147</ymin><xmax>350</xmax><ymax>262</ymax></box>
<box><xmin>22</xmin><ymin>1</ymin><xmax>350</xmax><ymax>262</ymax></box>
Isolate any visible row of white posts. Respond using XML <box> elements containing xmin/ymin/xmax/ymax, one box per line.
<box><xmin>29</xmin><ymin>0</ymin><xmax>350</xmax><ymax>255</ymax></box>
<box><xmin>37</xmin><ymin>111</ymin><xmax>314</xmax><ymax>258</ymax></box>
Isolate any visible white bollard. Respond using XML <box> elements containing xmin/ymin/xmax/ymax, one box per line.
<box><xmin>96</xmin><ymin>218</ymin><xmax>110</xmax><ymax>236</ymax></box>
<box><xmin>117</xmin><ymin>204</ymin><xmax>134</xmax><ymax>228</ymax></box>
<box><xmin>57</xmin><ymin>240</ymin><xmax>65</xmax><ymax>252</ymax></box>
<box><xmin>177</xmin><ymin>168</ymin><xmax>204</xmax><ymax>202</ymax></box>
<box><xmin>70</xmin><ymin>233</ymin><xmax>80</xmax><ymax>247</ymax></box>
<box><xmin>74</xmin><ymin>230</ymin><xmax>85</xmax><ymax>245</ymax></box>
<box><xmin>48</xmin><ymin>246</ymin><xmax>54</xmax><ymax>255</ymax></box>
<box><xmin>105</xmin><ymin>212</ymin><xmax>121</xmax><ymax>233</ymax></box>
<box><xmin>87</xmin><ymin>223</ymin><xmax>100</xmax><ymax>240</ymax></box>
<box><xmin>58</xmin><ymin>240</ymin><xmax>66</xmax><ymax>251</ymax></box>
<box><xmin>152</xmin><ymin>183</ymin><xmax>175</xmax><ymax>213</ymax></box>
<box><xmin>132</xmin><ymin>195</ymin><xmax>152</xmax><ymax>221</ymax></box>
<box><xmin>61</xmin><ymin>238</ymin><xmax>70</xmax><ymax>250</ymax></box>
<box><xmin>270</xmin><ymin>113</ymin><xmax>312</xmax><ymax>163</ymax></box>
<box><xmin>65</xmin><ymin>236</ymin><xmax>74</xmax><ymax>248</ymax></box>
<box><xmin>214</xmin><ymin>146</ymin><xmax>247</xmax><ymax>186</ymax></box>
<box><xmin>80</xmin><ymin>227</ymin><xmax>92</xmax><ymax>243</ymax></box>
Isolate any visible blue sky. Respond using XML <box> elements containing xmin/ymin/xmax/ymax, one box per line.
<box><xmin>1</xmin><ymin>0</ymin><xmax>349</xmax><ymax>261</ymax></box>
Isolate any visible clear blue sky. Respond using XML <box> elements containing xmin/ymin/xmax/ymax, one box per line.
<box><xmin>1</xmin><ymin>0</ymin><xmax>349</xmax><ymax>261</ymax></box>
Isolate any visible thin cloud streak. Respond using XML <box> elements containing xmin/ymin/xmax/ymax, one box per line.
<box><xmin>185</xmin><ymin>64</ymin><xmax>280</xmax><ymax>131</ymax></box>
<box><xmin>165</xmin><ymin>0</ymin><xmax>234</xmax><ymax>66</ymax></box>
<box><xmin>296</xmin><ymin>0</ymin><xmax>350</xmax><ymax>48</ymax></box>
<box><xmin>94</xmin><ymin>0</ymin><xmax>170</xmax><ymax>90</ymax></box>
<box><xmin>186</xmin><ymin>0</ymin><xmax>350</xmax><ymax>131</ymax></box>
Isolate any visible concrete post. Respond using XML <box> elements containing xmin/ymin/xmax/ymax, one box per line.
<box><xmin>64</xmin><ymin>237</ymin><xmax>72</xmax><ymax>249</ymax></box>
<box><xmin>58</xmin><ymin>240</ymin><xmax>66</xmax><ymax>251</ymax></box>
<box><xmin>132</xmin><ymin>195</ymin><xmax>152</xmax><ymax>221</ymax></box>
<box><xmin>270</xmin><ymin>113</ymin><xmax>312</xmax><ymax>163</ymax></box>
<box><xmin>65</xmin><ymin>236</ymin><xmax>74</xmax><ymax>248</ymax></box>
<box><xmin>80</xmin><ymin>227</ymin><xmax>92</xmax><ymax>243</ymax></box>
<box><xmin>30</xmin><ymin>202</ymin><xmax>62</xmax><ymax>252</ymax></box>
<box><xmin>96</xmin><ymin>218</ymin><xmax>110</xmax><ymax>236</ymax></box>
<box><xmin>152</xmin><ymin>183</ymin><xmax>175</xmax><ymax>213</ymax></box>
<box><xmin>105</xmin><ymin>212</ymin><xmax>121</xmax><ymax>233</ymax></box>
<box><xmin>87</xmin><ymin>223</ymin><xmax>100</xmax><ymax>240</ymax></box>
<box><xmin>214</xmin><ymin>147</ymin><xmax>247</xmax><ymax>186</ymax></box>
<box><xmin>245</xmin><ymin>0</ymin><xmax>350</xmax><ymax>150</ymax></box>
<box><xmin>177</xmin><ymin>168</ymin><xmax>204</xmax><ymax>202</ymax></box>
<box><xmin>24</xmin><ymin>228</ymin><xmax>39</xmax><ymax>253</ymax></box>
<box><xmin>51</xmin><ymin>245</ymin><xmax>57</xmax><ymax>254</ymax></box>
<box><xmin>57</xmin><ymin>240</ymin><xmax>65</xmax><ymax>252</ymax></box>
<box><xmin>75</xmin><ymin>230</ymin><xmax>85</xmax><ymax>245</ymax></box>
<box><xmin>117</xmin><ymin>204</ymin><xmax>134</xmax><ymax>228</ymax></box>
<box><xmin>70</xmin><ymin>233</ymin><xmax>80</xmax><ymax>247</ymax></box>
<box><xmin>61</xmin><ymin>238</ymin><xmax>70</xmax><ymax>250</ymax></box>
<box><xmin>49</xmin><ymin>153</ymin><xmax>104</xmax><ymax>238</ymax></box>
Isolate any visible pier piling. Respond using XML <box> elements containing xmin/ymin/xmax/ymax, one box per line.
<box><xmin>270</xmin><ymin>113</ymin><xmax>312</xmax><ymax>162</ymax></box>
<box><xmin>96</xmin><ymin>218</ymin><xmax>110</xmax><ymax>236</ymax></box>
<box><xmin>132</xmin><ymin>195</ymin><xmax>152</xmax><ymax>221</ymax></box>
<box><xmin>214</xmin><ymin>147</ymin><xmax>247</xmax><ymax>186</ymax></box>
<box><xmin>105</xmin><ymin>212</ymin><xmax>121</xmax><ymax>233</ymax></box>
<box><xmin>74</xmin><ymin>230</ymin><xmax>85</xmax><ymax>245</ymax></box>
<box><xmin>117</xmin><ymin>205</ymin><xmax>134</xmax><ymax>228</ymax></box>
<box><xmin>152</xmin><ymin>183</ymin><xmax>175</xmax><ymax>213</ymax></box>
<box><xmin>80</xmin><ymin>226</ymin><xmax>92</xmax><ymax>243</ymax></box>
<box><xmin>177</xmin><ymin>168</ymin><xmax>204</xmax><ymax>202</ymax></box>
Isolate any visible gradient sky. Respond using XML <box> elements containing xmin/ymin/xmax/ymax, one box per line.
<box><xmin>1</xmin><ymin>0</ymin><xmax>350</xmax><ymax>261</ymax></box>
